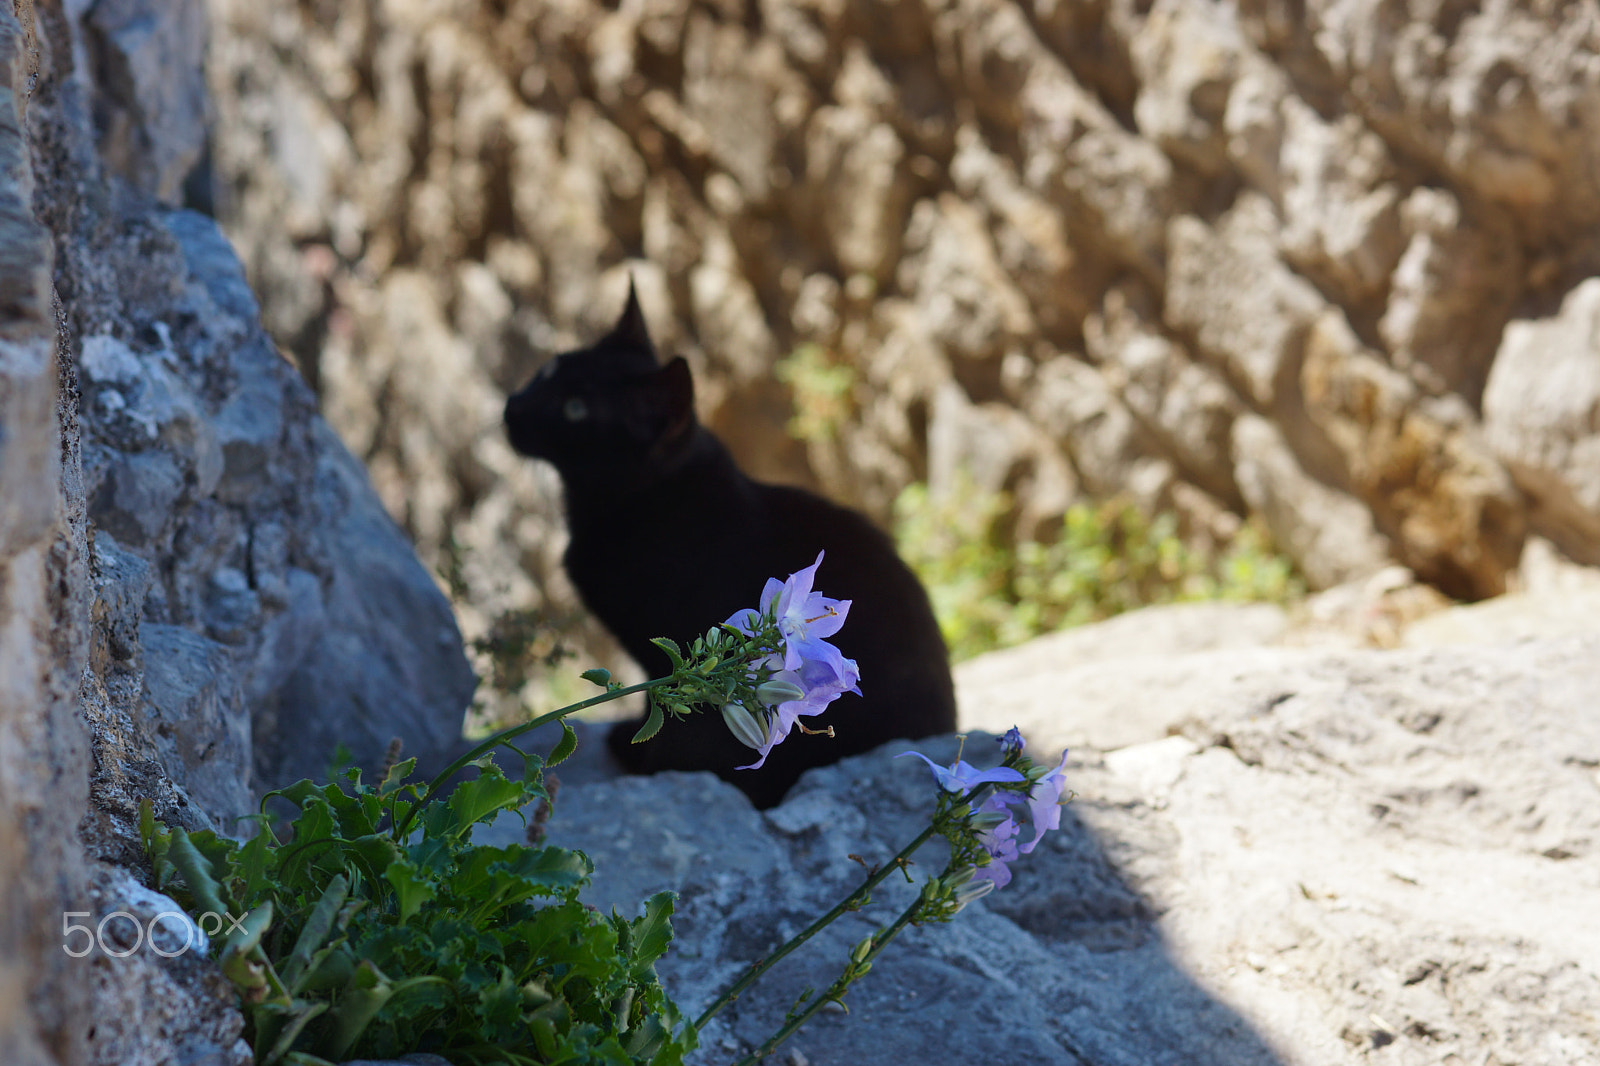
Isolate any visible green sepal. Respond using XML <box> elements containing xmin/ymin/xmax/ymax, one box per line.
<box><xmin>580</xmin><ymin>667</ymin><xmax>611</xmax><ymax>687</ymax></box>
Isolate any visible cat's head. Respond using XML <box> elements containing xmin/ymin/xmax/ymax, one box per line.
<box><xmin>504</xmin><ymin>281</ymin><xmax>697</xmax><ymax>482</ymax></box>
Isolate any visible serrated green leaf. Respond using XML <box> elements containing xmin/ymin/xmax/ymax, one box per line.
<box><xmin>233</xmin><ymin>815</ymin><xmax>276</xmax><ymax>904</ymax></box>
<box><xmin>580</xmin><ymin>667</ymin><xmax>611</xmax><ymax>687</ymax></box>
<box><xmin>648</xmin><ymin>636</ymin><xmax>685</xmax><ymax>668</ymax></box>
<box><xmin>384</xmin><ymin>859</ymin><xmax>437</xmax><ymax>923</ymax></box>
<box><xmin>631</xmin><ymin>703</ymin><xmax>665</xmax><ymax>744</ymax></box>
<box><xmin>629</xmin><ymin>892</ymin><xmax>677</xmax><ymax>981</ymax></box>
<box><xmin>548</xmin><ymin>720</ymin><xmax>579</xmax><ymax>767</ymax></box>
<box><xmin>379</xmin><ymin>756</ymin><xmax>418</xmax><ymax>796</ymax></box>
<box><xmin>342</xmin><ymin>834</ymin><xmax>403</xmax><ymax>882</ymax></box>
<box><xmin>442</xmin><ymin>761</ymin><xmax>529</xmax><ymax>840</ymax></box>
<box><xmin>449</xmin><ymin>844</ymin><xmax>593</xmax><ymax>906</ymax></box>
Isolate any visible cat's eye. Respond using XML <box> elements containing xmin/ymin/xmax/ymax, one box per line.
<box><xmin>563</xmin><ymin>397</ymin><xmax>588</xmax><ymax>422</ymax></box>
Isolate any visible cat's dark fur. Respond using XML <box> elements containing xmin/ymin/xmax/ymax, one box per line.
<box><xmin>504</xmin><ymin>283</ymin><xmax>956</xmax><ymax>808</ymax></box>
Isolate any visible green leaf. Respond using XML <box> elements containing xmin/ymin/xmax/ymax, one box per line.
<box><xmin>384</xmin><ymin>860</ymin><xmax>437</xmax><ymax>923</ymax></box>
<box><xmin>322</xmin><ymin>961</ymin><xmax>393</xmax><ymax>1060</ymax></box>
<box><xmin>166</xmin><ymin>828</ymin><xmax>230</xmax><ymax>918</ymax></box>
<box><xmin>342</xmin><ymin>834</ymin><xmax>403</xmax><ymax>882</ymax></box>
<box><xmin>291</xmin><ymin>943</ymin><xmax>356</xmax><ymax>995</ymax></box>
<box><xmin>449</xmin><ymin>845</ymin><xmax>592</xmax><ymax>905</ymax></box>
<box><xmin>222</xmin><ymin>901</ymin><xmax>273</xmax><ymax>959</ymax></box>
<box><xmin>233</xmin><ymin>815</ymin><xmax>276</xmax><ymax>905</ymax></box>
<box><xmin>282</xmin><ymin>875</ymin><xmax>349</xmax><ymax>988</ymax></box>
<box><xmin>580</xmin><ymin>667</ymin><xmax>611</xmax><ymax>687</ymax></box>
<box><xmin>280</xmin><ymin>1053</ymin><xmax>337</xmax><ymax>1066</ymax></box>
<box><xmin>628</xmin><ymin>892</ymin><xmax>677</xmax><ymax>981</ymax></box>
<box><xmin>648</xmin><ymin>636</ymin><xmax>685</xmax><ymax>669</ymax></box>
<box><xmin>442</xmin><ymin>760</ymin><xmax>530</xmax><ymax>840</ymax></box>
<box><xmin>258</xmin><ymin>998</ymin><xmax>327</xmax><ymax>1066</ymax></box>
<box><xmin>548</xmin><ymin>720</ymin><xmax>579</xmax><ymax>767</ymax></box>
<box><xmin>631</xmin><ymin>703</ymin><xmax>665</xmax><ymax>744</ymax></box>
<box><xmin>379</xmin><ymin>757</ymin><xmax>418</xmax><ymax>796</ymax></box>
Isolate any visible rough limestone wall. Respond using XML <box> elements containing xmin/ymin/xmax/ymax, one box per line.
<box><xmin>200</xmin><ymin>0</ymin><xmax>1600</xmax><ymax>664</ymax></box>
<box><xmin>1</xmin><ymin>0</ymin><xmax>477</xmax><ymax>1061</ymax></box>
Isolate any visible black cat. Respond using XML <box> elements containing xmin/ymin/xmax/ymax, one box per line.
<box><xmin>504</xmin><ymin>283</ymin><xmax>956</xmax><ymax>808</ymax></box>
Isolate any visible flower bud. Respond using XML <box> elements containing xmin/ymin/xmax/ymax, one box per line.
<box><xmin>953</xmin><ymin>878</ymin><xmax>996</xmax><ymax>905</ymax></box>
<box><xmin>755</xmin><ymin>677</ymin><xmax>806</xmax><ymax>707</ymax></box>
<box><xmin>721</xmin><ymin>703</ymin><xmax>770</xmax><ymax>751</ymax></box>
<box><xmin>967</xmin><ymin>809</ymin><xmax>1010</xmax><ymax>832</ymax></box>
<box><xmin>851</xmin><ymin>936</ymin><xmax>874</xmax><ymax>964</ymax></box>
<box><xmin>943</xmin><ymin>865</ymin><xmax>978</xmax><ymax>889</ymax></box>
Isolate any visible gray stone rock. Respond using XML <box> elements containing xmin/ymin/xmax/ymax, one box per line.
<box><xmin>81</xmin><ymin>0</ymin><xmax>208</xmax><ymax>203</ymax></box>
<box><xmin>140</xmin><ymin>624</ymin><xmax>253</xmax><ymax>828</ymax></box>
<box><xmin>476</xmin><ymin>610</ymin><xmax>1600</xmax><ymax>1066</ymax></box>
<box><xmin>480</xmin><ymin>733</ymin><xmax>1284</xmax><ymax>1066</ymax></box>
<box><xmin>254</xmin><ymin>421</ymin><xmax>477</xmax><ymax>788</ymax></box>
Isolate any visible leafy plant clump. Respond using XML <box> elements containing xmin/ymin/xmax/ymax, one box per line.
<box><xmin>895</xmin><ymin>479</ymin><xmax>1303</xmax><ymax>660</ymax></box>
<box><xmin>141</xmin><ymin>738</ymin><xmax>692</xmax><ymax>1066</ymax></box>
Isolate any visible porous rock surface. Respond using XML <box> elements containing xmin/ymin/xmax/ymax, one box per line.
<box><xmin>202</xmin><ymin>0</ymin><xmax>1600</xmax><ymax>675</ymax></box>
<box><xmin>1</xmin><ymin>1</ymin><xmax>471</xmax><ymax>1062</ymax></box>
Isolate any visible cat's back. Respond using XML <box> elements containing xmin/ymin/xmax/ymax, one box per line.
<box><xmin>748</xmin><ymin>480</ymin><xmax>957</xmax><ymax>734</ymax></box>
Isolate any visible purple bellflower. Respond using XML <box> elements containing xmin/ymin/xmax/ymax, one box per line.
<box><xmin>722</xmin><ymin>552</ymin><xmax>862</xmax><ymax>770</ymax></box>
<box><xmin>894</xmin><ymin>751</ymin><xmax>1025</xmax><ymax>793</ymax></box>
<box><xmin>904</xmin><ymin>729</ymin><xmax>1070</xmax><ymax>889</ymax></box>
<box><xmin>1017</xmin><ymin>749</ymin><xmax>1071</xmax><ymax>854</ymax></box>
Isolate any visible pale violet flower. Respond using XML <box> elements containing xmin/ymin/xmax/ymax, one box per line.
<box><xmin>903</xmin><ymin>729</ymin><xmax>1070</xmax><ymax>890</ymax></box>
<box><xmin>971</xmin><ymin>792</ymin><xmax>1022</xmax><ymax>887</ymax></box>
<box><xmin>895</xmin><ymin>751</ymin><xmax>1024</xmax><ymax>794</ymax></box>
<box><xmin>727</xmin><ymin>551</ymin><xmax>858</xmax><ymax>679</ymax></box>
<box><xmin>1017</xmin><ymin>749</ymin><xmax>1071</xmax><ymax>855</ymax></box>
<box><xmin>722</xmin><ymin>552</ymin><xmax>861</xmax><ymax>771</ymax></box>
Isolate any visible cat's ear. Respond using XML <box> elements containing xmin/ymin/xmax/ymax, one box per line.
<box><xmin>611</xmin><ymin>276</ymin><xmax>655</xmax><ymax>353</ymax></box>
<box><xmin>650</xmin><ymin>357</ymin><xmax>696</xmax><ymax>446</ymax></box>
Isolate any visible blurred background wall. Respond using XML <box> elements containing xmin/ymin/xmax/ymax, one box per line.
<box><xmin>191</xmin><ymin>0</ymin><xmax>1600</xmax><ymax>714</ymax></box>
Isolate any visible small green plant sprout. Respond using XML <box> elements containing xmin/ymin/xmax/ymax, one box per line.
<box><xmin>896</xmin><ymin>478</ymin><xmax>1305</xmax><ymax>660</ymax></box>
<box><xmin>775</xmin><ymin>343</ymin><xmax>856</xmax><ymax>445</ymax></box>
<box><xmin>141</xmin><ymin>553</ymin><xmax>1066</xmax><ymax>1065</ymax></box>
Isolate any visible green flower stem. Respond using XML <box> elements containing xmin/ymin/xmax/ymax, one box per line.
<box><xmin>731</xmin><ymin>883</ymin><xmax>931</xmax><ymax>1066</ymax></box>
<box><xmin>692</xmin><ymin>821</ymin><xmax>940</xmax><ymax>1033</ymax></box>
<box><xmin>393</xmin><ymin>678</ymin><xmax>670</xmax><ymax>839</ymax></box>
